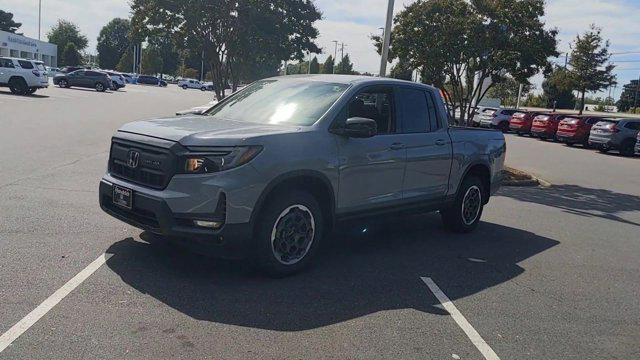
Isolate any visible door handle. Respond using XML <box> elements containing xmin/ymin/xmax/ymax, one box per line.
<box><xmin>435</xmin><ymin>139</ymin><xmax>446</xmax><ymax>146</ymax></box>
<box><xmin>389</xmin><ymin>142</ymin><xmax>405</xmax><ymax>150</ymax></box>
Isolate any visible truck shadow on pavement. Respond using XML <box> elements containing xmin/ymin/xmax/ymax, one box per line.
<box><xmin>499</xmin><ymin>185</ymin><xmax>640</xmax><ymax>227</ymax></box>
<box><xmin>105</xmin><ymin>213</ymin><xmax>558</xmax><ymax>331</ymax></box>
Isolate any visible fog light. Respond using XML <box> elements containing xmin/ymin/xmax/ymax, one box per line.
<box><xmin>193</xmin><ymin>220</ymin><xmax>223</xmax><ymax>229</ymax></box>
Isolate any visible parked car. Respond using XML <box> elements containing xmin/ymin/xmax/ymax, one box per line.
<box><xmin>509</xmin><ymin>111</ymin><xmax>549</xmax><ymax>136</ymax></box>
<box><xmin>45</xmin><ymin>66</ymin><xmax>61</xmax><ymax>77</ymax></box>
<box><xmin>556</xmin><ymin>115</ymin><xmax>605</xmax><ymax>147</ymax></box>
<box><xmin>588</xmin><ymin>118</ymin><xmax>640</xmax><ymax>156</ymax></box>
<box><xmin>530</xmin><ymin>113</ymin><xmax>573</xmax><ymax>141</ymax></box>
<box><xmin>471</xmin><ymin>106</ymin><xmax>497</xmax><ymax>127</ymax></box>
<box><xmin>137</xmin><ymin>75</ymin><xmax>167</xmax><ymax>87</ymax></box>
<box><xmin>99</xmin><ymin>75</ymin><xmax>506</xmax><ymax>276</ymax></box>
<box><xmin>178</xmin><ymin>78</ymin><xmax>210</xmax><ymax>91</ymax></box>
<box><xmin>0</xmin><ymin>57</ymin><xmax>49</xmax><ymax>95</ymax></box>
<box><xmin>53</xmin><ymin>69</ymin><xmax>112</xmax><ymax>92</ymax></box>
<box><xmin>479</xmin><ymin>108</ymin><xmax>519</xmax><ymax>132</ymax></box>
<box><xmin>635</xmin><ymin>132</ymin><xmax>640</xmax><ymax>155</ymax></box>
<box><xmin>105</xmin><ymin>71</ymin><xmax>126</xmax><ymax>90</ymax></box>
<box><xmin>121</xmin><ymin>73</ymin><xmax>134</xmax><ymax>83</ymax></box>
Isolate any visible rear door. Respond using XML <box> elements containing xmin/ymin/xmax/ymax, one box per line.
<box><xmin>396</xmin><ymin>86</ymin><xmax>452</xmax><ymax>202</ymax></box>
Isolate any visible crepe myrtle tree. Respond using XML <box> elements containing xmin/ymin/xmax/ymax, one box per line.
<box><xmin>130</xmin><ymin>0</ymin><xmax>321</xmax><ymax>100</ymax></box>
<box><xmin>389</xmin><ymin>0</ymin><xmax>558</xmax><ymax>125</ymax></box>
<box><xmin>568</xmin><ymin>25</ymin><xmax>616</xmax><ymax>115</ymax></box>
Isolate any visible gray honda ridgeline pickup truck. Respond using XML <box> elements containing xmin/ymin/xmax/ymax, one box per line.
<box><xmin>100</xmin><ymin>75</ymin><xmax>506</xmax><ymax>276</ymax></box>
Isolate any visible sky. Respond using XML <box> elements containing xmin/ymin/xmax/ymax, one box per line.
<box><xmin>2</xmin><ymin>0</ymin><xmax>640</xmax><ymax>99</ymax></box>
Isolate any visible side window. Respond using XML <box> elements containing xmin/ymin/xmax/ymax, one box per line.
<box><xmin>425</xmin><ymin>91</ymin><xmax>440</xmax><ymax>130</ymax></box>
<box><xmin>625</xmin><ymin>122</ymin><xmax>640</xmax><ymax>130</ymax></box>
<box><xmin>347</xmin><ymin>86</ymin><xmax>395</xmax><ymax>134</ymax></box>
<box><xmin>74</xmin><ymin>71</ymin><xmax>85</xmax><ymax>76</ymax></box>
<box><xmin>86</xmin><ymin>71</ymin><xmax>98</xmax><ymax>76</ymax></box>
<box><xmin>397</xmin><ymin>87</ymin><xmax>429</xmax><ymax>133</ymax></box>
<box><xmin>17</xmin><ymin>60</ymin><xmax>34</xmax><ymax>69</ymax></box>
<box><xmin>587</xmin><ymin>118</ymin><xmax>598</xmax><ymax>125</ymax></box>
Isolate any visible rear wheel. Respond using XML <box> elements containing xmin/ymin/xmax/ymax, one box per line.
<box><xmin>517</xmin><ymin>132</ymin><xmax>524</xmax><ymax>136</ymax></box>
<box><xmin>95</xmin><ymin>82</ymin><xmax>106</xmax><ymax>92</ymax></box>
<box><xmin>8</xmin><ymin>77</ymin><xmax>27</xmax><ymax>95</ymax></box>
<box><xmin>441</xmin><ymin>176</ymin><xmax>484</xmax><ymax>233</ymax></box>
<box><xmin>26</xmin><ymin>87</ymin><xmax>37</xmax><ymax>95</ymax></box>
<box><xmin>598</xmin><ymin>146</ymin><xmax>609</xmax><ymax>153</ymax></box>
<box><xmin>182</xmin><ymin>84</ymin><xmax>188</xmax><ymax>89</ymax></box>
<box><xmin>566</xmin><ymin>142</ymin><xmax>574</xmax><ymax>147</ymax></box>
<box><xmin>58</xmin><ymin>79</ymin><xmax>69</xmax><ymax>88</ymax></box>
<box><xmin>201</xmin><ymin>87</ymin><xmax>206</xmax><ymax>91</ymax></box>
<box><xmin>254</xmin><ymin>190</ymin><xmax>323</xmax><ymax>277</ymax></box>
<box><xmin>620</xmin><ymin>139</ymin><xmax>636</xmax><ymax>157</ymax></box>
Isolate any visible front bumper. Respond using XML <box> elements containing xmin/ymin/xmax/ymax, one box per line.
<box><xmin>99</xmin><ymin>177</ymin><xmax>253</xmax><ymax>259</ymax></box>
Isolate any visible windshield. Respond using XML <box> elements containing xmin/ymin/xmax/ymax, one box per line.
<box><xmin>206</xmin><ymin>79</ymin><xmax>349</xmax><ymax>126</ymax></box>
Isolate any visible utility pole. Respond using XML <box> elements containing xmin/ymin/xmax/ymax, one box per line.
<box><xmin>38</xmin><ymin>0</ymin><xmax>42</xmax><ymax>40</ymax></box>
<box><xmin>200</xmin><ymin>49</ymin><xmax>204</xmax><ymax>81</ymax></box>
<box><xmin>132</xmin><ymin>45</ymin><xmax>136</xmax><ymax>74</ymax></box>
<box><xmin>332</xmin><ymin>40</ymin><xmax>338</xmax><ymax>74</ymax></box>
<box><xmin>379</xmin><ymin>0</ymin><xmax>395</xmax><ymax>77</ymax></box>
<box><xmin>633</xmin><ymin>74</ymin><xmax>640</xmax><ymax>112</ymax></box>
<box><xmin>516</xmin><ymin>83</ymin><xmax>523</xmax><ymax>109</ymax></box>
<box><xmin>307</xmin><ymin>51</ymin><xmax>311</xmax><ymax>74</ymax></box>
<box><xmin>339</xmin><ymin>42</ymin><xmax>347</xmax><ymax>74</ymax></box>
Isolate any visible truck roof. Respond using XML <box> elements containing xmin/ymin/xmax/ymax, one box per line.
<box><xmin>268</xmin><ymin>74</ymin><xmax>439</xmax><ymax>91</ymax></box>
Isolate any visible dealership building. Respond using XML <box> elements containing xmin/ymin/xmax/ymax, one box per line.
<box><xmin>0</xmin><ymin>30</ymin><xmax>58</xmax><ymax>67</ymax></box>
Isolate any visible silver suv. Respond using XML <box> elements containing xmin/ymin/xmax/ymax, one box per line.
<box><xmin>99</xmin><ymin>75</ymin><xmax>505</xmax><ymax>275</ymax></box>
<box><xmin>479</xmin><ymin>108</ymin><xmax>519</xmax><ymax>132</ymax></box>
<box><xmin>589</xmin><ymin>118</ymin><xmax>640</xmax><ymax>156</ymax></box>
<box><xmin>0</xmin><ymin>57</ymin><xmax>49</xmax><ymax>95</ymax></box>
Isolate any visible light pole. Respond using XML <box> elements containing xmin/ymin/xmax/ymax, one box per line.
<box><xmin>38</xmin><ymin>0</ymin><xmax>42</xmax><ymax>40</ymax></box>
<box><xmin>379</xmin><ymin>0</ymin><xmax>395</xmax><ymax>77</ymax></box>
<box><xmin>332</xmin><ymin>40</ymin><xmax>338</xmax><ymax>74</ymax></box>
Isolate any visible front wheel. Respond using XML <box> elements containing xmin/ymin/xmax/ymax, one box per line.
<box><xmin>441</xmin><ymin>176</ymin><xmax>484</xmax><ymax>233</ymax></box>
<box><xmin>182</xmin><ymin>85</ymin><xmax>188</xmax><ymax>89</ymax></box>
<box><xmin>254</xmin><ymin>190</ymin><xmax>323</xmax><ymax>277</ymax></box>
<box><xmin>95</xmin><ymin>82</ymin><xmax>106</xmax><ymax>92</ymax></box>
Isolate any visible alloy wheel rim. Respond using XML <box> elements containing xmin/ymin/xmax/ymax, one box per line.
<box><xmin>461</xmin><ymin>185</ymin><xmax>482</xmax><ymax>226</ymax></box>
<box><xmin>270</xmin><ymin>205</ymin><xmax>315</xmax><ymax>265</ymax></box>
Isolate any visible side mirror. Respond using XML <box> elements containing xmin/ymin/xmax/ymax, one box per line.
<box><xmin>341</xmin><ymin>117</ymin><xmax>377</xmax><ymax>138</ymax></box>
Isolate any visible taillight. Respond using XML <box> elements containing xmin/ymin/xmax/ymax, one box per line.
<box><xmin>32</xmin><ymin>70</ymin><xmax>40</xmax><ymax>77</ymax></box>
<box><xmin>612</xmin><ymin>125</ymin><xmax>620</xmax><ymax>133</ymax></box>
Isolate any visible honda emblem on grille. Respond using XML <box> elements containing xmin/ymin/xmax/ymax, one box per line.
<box><xmin>127</xmin><ymin>150</ymin><xmax>140</xmax><ymax>168</ymax></box>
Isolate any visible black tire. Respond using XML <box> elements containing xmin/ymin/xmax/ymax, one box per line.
<box><xmin>620</xmin><ymin>139</ymin><xmax>636</xmax><ymax>157</ymax></box>
<box><xmin>200</xmin><ymin>87</ymin><xmax>206</xmax><ymax>91</ymax></box>
<box><xmin>566</xmin><ymin>142</ymin><xmax>574</xmax><ymax>147</ymax></box>
<box><xmin>441</xmin><ymin>176</ymin><xmax>484</xmax><ymax>233</ymax></box>
<box><xmin>598</xmin><ymin>146</ymin><xmax>609</xmax><ymax>153</ymax></box>
<box><xmin>182</xmin><ymin>85</ymin><xmax>188</xmax><ymax>90</ymax></box>
<box><xmin>499</xmin><ymin>122</ymin><xmax>509</xmax><ymax>133</ymax></box>
<box><xmin>517</xmin><ymin>132</ymin><xmax>524</xmax><ymax>136</ymax></box>
<box><xmin>58</xmin><ymin>79</ymin><xmax>69</xmax><ymax>88</ymax></box>
<box><xmin>254</xmin><ymin>190</ymin><xmax>324</xmax><ymax>277</ymax></box>
<box><xmin>95</xmin><ymin>82</ymin><xmax>106</xmax><ymax>92</ymax></box>
<box><xmin>26</xmin><ymin>87</ymin><xmax>37</xmax><ymax>95</ymax></box>
<box><xmin>8</xmin><ymin>77</ymin><xmax>28</xmax><ymax>95</ymax></box>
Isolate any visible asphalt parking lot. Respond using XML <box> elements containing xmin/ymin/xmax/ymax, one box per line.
<box><xmin>1</xmin><ymin>84</ymin><xmax>639</xmax><ymax>359</ymax></box>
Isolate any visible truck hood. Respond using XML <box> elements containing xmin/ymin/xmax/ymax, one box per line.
<box><xmin>117</xmin><ymin>116</ymin><xmax>302</xmax><ymax>146</ymax></box>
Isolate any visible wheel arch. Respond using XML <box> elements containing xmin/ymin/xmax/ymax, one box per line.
<box><xmin>251</xmin><ymin>170</ymin><xmax>336</xmax><ymax>232</ymax></box>
<box><xmin>457</xmin><ymin>161</ymin><xmax>492</xmax><ymax>204</ymax></box>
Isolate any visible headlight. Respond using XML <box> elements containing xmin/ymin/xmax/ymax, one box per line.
<box><xmin>179</xmin><ymin>146</ymin><xmax>262</xmax><ymax>174</ymax></box>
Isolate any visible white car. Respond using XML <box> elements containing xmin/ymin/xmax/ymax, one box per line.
<box><xmin>479</xmin><ymin>108</ymin><xmax>519</xmax><ymax>132</ymax></box>
<box><xmin>178</xmin><ymin>78</ymin><xmax>211</xmax><ymax>91</ymax></box>
<box><xmin>0</xmin><ymin>57</ymin><xmax>49</xmax><ymax>95</ymax></box>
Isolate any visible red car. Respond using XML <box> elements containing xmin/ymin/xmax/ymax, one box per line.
<box><xmin>530</xmin><ymin>113</ymin><xmax>574</xmax><ymax>141</ymax></box>
<box><xmin>509</xmin><ymin>111</ymin><xmax>549</xmax><ymax>136</ymax></box>
<box><xmin>556</xmin><ymin>115</ymin><xmax>607</xmax><ymax>147</ymax></box>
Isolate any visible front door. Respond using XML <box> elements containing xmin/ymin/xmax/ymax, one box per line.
<box><xmin>336</xmin><ymin>85</ymin><xmax>406</xmax><ymax>213</ymax></box>
<box><xmin>395</xmin><ymin>86</ymin><xmax>452</xmax><ymax>202</ymax></box>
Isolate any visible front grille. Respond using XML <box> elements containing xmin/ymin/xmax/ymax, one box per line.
<box><xmin>109</xmin><ymin>139</ymin><xmax>176</xmax><ymax>189</ymax></box>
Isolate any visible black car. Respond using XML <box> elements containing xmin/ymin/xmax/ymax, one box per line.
<box><xmin>137</xmin><ymin>75</ymin><xmax>167</xmax><ymax>87</ymax></box>
<box><xmin>53</xmin><ymin>70</ymin><xmax>112</xmax><ymax>92</ymax></box>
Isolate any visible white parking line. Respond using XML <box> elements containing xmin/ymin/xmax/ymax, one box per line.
<box><xmin>420</xmin><ymin>277</ymin><xmax>500</xmax><ymax>360</ymax></box>
<box><xmin>0</xmin><ymin>254</ymin><xmax>110</xmax><ymax>353</ymax></box>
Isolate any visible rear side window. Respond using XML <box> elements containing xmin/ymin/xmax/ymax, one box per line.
<box><xmin>397</xmin><ymin>87</ymin><xmax>429</xmax><ymax>133</ymax></box>
<box><xmin>0</xmin><ymin>58</ymin><xmax>14</xmax><ymax>68</ymax></box>
<box><xmin>18</xmin><ymin>60</ymin><xmax>34</xmax><ymax>69</ymax></box>
<box><xmin>502</xmin><ymin>110</ymin><xmax>518</xmax><ymax>116</ymax></box>
<box><xmin>86</xmin><ymin>71</ymin><xmax>102</xmax><ymax>77</ymax></box>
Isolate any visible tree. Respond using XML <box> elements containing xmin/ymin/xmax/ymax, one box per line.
<box><xmin>322</xmin><ymin>55</ymin><xmax>334</xmax><ymax>74</ymax></box>
<box><xmin>130</xmin><ymin>0</ymin><xmax>321</xmax><ymax>100</ymax></box>
<box><xmin>62</xmin><ymin>43</ymin><xmax>82</xmax><ymax>66</ymax></box>
<box><xmin>116</xmin><ymin>47</ymin><xmax>133</xmax><ymax>73</ymax></box>
<box><xmin>541</xmin><ymin>67</ymin><xmax>575</xmax><ymax>109</ymax></box>
<box><xmin>335</xmin><ymin>54</ymin><xmax>354</xmax><ymax>74</ymax></box>
<box><xmin>47</xmin><ymin>20</ymin><xmax>89</xmax><ymax>66</ymax></box>
<box><xmin>97</xmin><ymin>18</ymin><xmax>131</xmax><ymax>70</ymax></box>
<box><xmin>309</xmin><ymin>56</ymin><xmax>320</xmax><ymax>74</ymax></box>
<box><xmin>390</xmin><ymin>58</ymin><xmax>413</xmax><ymax>80</ymax></box>
<box><xmin>389</xmin><ymin>0</ymin><xmax>558</xmax><ymax>124</ymax></box>
<box><xmin>616</xmin><ymin>80</ymin><xmax>640</xmax><ymax>112</ymax></box>
<box><xmin>0</xmin><ymin>10</ymin><xmax>21</xmax><ymax>33</ymax></box>
<box><xmin>487</xmin><ymin>77</ymin><xmax>532</xmax><ymax>107</ymax></box>
<box><xmin>141</xmin><ymin>46</ymin><xmax>163</xmax><ymax>75</ymax></box>
<box><xmin>569</xmin><ymin>25</ymin><xmax>617</xmax><ymax>114</ymax></box>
